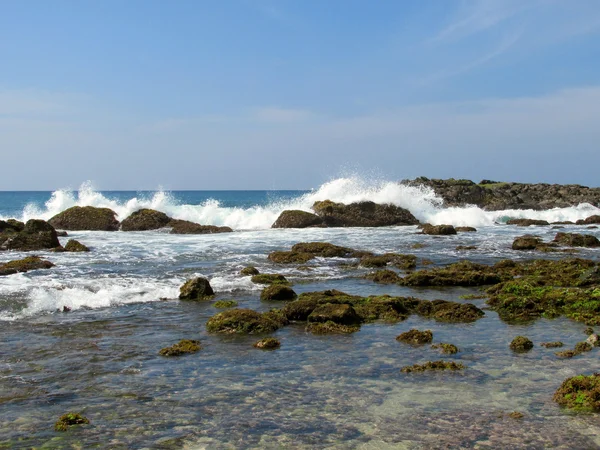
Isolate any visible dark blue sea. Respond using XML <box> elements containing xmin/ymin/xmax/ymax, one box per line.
<box><xmin>1</xmin><ymin>179</ymin><xmax>599</xmax><ymax>448</ymax></box>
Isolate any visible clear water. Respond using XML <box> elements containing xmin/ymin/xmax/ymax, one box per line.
<box><xmin>1</xmin><ymin>182</ymin><xmax>600</xmax><ymax>448</ymax></box>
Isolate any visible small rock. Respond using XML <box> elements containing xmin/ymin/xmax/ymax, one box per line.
<box><xmin>179</xmin><ymin>277</ymin><xmax>214</xmax><ymax>300</ymax></box>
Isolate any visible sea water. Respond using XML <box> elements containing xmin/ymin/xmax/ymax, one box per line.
<box><xmin>1</xmin><ymin>178</ymin><xmax>599</xmax><ymax>448</ymax></box>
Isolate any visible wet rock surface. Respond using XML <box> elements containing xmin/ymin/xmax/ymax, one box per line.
<box><xmin>49</xmin><ymin>206</ymin><xmax>120</xmax><ymax>231</ymax></box>
<box><xmin>120</xmin><ymin>209</ymin><xmax>171</xmax><ymax>231</ymax></box>
<box><xmin>311</xmin><ymin>200</ymin><xmax>419</xmax><ymax>227</ymax></box>
<box><xmin>179</xmin><ymin>277</ymin><xmax>214</xmax><ymax>300</ymax></box>
<box><xmin>0</xmin><ymin>256</ymin><xmax>54</xmax><ymax>276</ymax></box>
<box><xmin>272</xmin><ymin>210</ymin><xmax>324</xmax><ymax>228</ymax></box>
<box><xmin>0</xmin><ymin>219</ymin><xmax>61</xmax><ymax>251</ymax></box>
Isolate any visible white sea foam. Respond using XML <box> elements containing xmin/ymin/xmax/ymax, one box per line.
<box><xmin>5</xmin><ymin>178</ymin><xmax>600</xmax><ymax>229</ymax></box>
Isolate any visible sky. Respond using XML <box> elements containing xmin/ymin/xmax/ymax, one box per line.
<box><xmin>1</xmin><ymin>0</ymin><xmax>600</xmax><ymax>190</ymax></box>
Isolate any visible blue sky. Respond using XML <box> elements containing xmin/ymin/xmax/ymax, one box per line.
<box><xmin>1</xmin><ymin>0</ymin><xmax>600</xmax><ymax>189</ymax></box>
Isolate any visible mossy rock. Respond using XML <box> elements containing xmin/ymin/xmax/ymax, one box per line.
<box><xmin>267</xmin><ymin>251</ymin><xmax>314</xmax><ymax>264</ymax></box>
<box><xmin>553</xmin><ymin>232</ymin><xmax>600</xmax><ymax>248</ymax></box>
<box><xmin>510</xmin><ymin>336</ymin><xmax>533</xmax><ymax>353</ymax></box>
<box><xmin>281</xmin><ymin>290</ymin><xmax>362</xmax><ymax>321</ymax></box>
<box><xmin>360</xmin><ymin>253</ymin><xmax>417</xmax><ymax>270</ymax></box>
<box><xmin>271</xmin><ymin>210</ymin><xmax>324</xmax><ymax>228</ymax></box>
<box><xmin>308</xmin><ymin>303</ymin><xmax>360</xmax><ymax>325</ymax></box>
<box><xmin>0</xmin><ymin>256</ymin><xmax>54</xmax><ymax>276</ymax></box>
<box><xmin>401</xmin><ymin>360</ymin><xmax>465</xmax><ymax>373</ymax></box>
<box><xmin>423</xmin><ymin>300</ymin><xmax>485</xmax><ymax>323</ymax></box>
<box><xmin>291</xmin><ymin>242</ymin><xmax>358</xmax><ymax>258</ymax></box>
<box><xmin>401</xmin><ymin>260</ymin><xmax>507</xmax><ymax>287</ymax></box>
<box><xmin>214</xmin><ymin>300</ymin><xmax>238</xmax><ymax>308</ymax></box>
<box><xmin>312</xmin><ymin>200</ymin><xmax>419</xmax><ymax>227</ymax></box>
<box><xmin>251</xmin><ymin>273</ymin><xmax>289</xmax><ymax>285</ymax></box>
<box><xmin>365</xmin><ymin>269</ymin><xmax>401</xmax><ymax>284</ymax></box>
<box><xmin>159</xmin><ymin>339</ymin><xmax>201</xmax><ymax>356</ymax></box>
<box><xmin>584</xmin><ymin>327</ymin><xmax>594</xmax><ymax>335</ymax></box>
<box><xmin>512</xmin><ymin>235</ymin><xmax>546</xmax><ymax>251</ymax></box>
<box><xmin>421</xmin><ymin>224</ymin><xmax>457</xmax><ymax>235</ymax></box>
<box><xmin>120</xmin><ymin>209</ymin><xmax>171</xmax><ymax>231</ymax></box>
<box><xmin>396</xmin><ymin>329</ymin><xmax>433</xmax><ymax>345</ymax></box>
<box><xmin>206</xmin><ymin>308</ymin><xmax>287</xmax><ymax>334</ymax></box>
<box><xmin>0</xmin><ymin>219</ymin><xmax>61</xmax><ymax>251</ymax></box>
<box><xmin>179</xmin><ymin>277</ymin><xmax>214</xmax><ymax>300</ymax></box>
<box><xmin>64</xmin><ymin>239</ymin><xmax>90</xmax><ymax>252</ymax></box>
<box><xmin>54</xmin><ymin>413</ymin><xmax>89</xmax><ymax>432</ymax></box>
<box><xmin>260</xmin><ymin>285</ymin><xmax>297</xmax><ymax>301</ymax></box>
<box><xmin>305</xmin><ymin>321</ymin><xmax>360</xmax><ymax>334</ymax></box>
<box><xmin>456</xmin><ymin>227</ymin><xmax>477</xmax><ymax>232</ymax></box>
<box><xmin>574</xmin><ymin>341</ymin><xmax>593</xmax><ymax>353</ymax></box>
<box><xmin>48</xmin><ymin>206</ymin><xmax>119</xmax><ymax>231</ymax></box>
<box><xmin>168</xmin><ymin>219</ymin><xmax>233</xmax><ymax>234</ymax></box>
<box><xmin>553</xmin><ymin>374</ymin><xmax>600</xmax><ymax>411</ymax></box>
<box><xmin>431</xmin><ymin>343</ymin><xmax>459</xmax><ymax>354</ymax></box>
<box><xmin>253</xmin><ymin>337</ymin><xmax>281</xmax><ymax>349</ymax></box>
<box><xmin>0</xmin><ymin>219</ymin><xmax>24</xmax><ymax>233</ymax></box>
<box><xmin>240</xmin><ymin>266</ymin><xmax>259</xmax><ymax>276</ymax></box>
<box><xmin>541</xmin><ymin>342</ymin><xmax>564</xmax><ymax>348</ymax></box>
<box><xmin>506</xmin><ymin>219</ymin><xmax>549</xmax><ymax>226</ymax></box>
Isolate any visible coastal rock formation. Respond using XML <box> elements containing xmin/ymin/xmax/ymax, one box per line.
<box><xmin>553</xmin><ymin>232</ymin><xmax>600</xmax><ymax>247</ymax></box>
<box><xmin>0</xmin><ymin>256</ymin><xmax>54</xmax><ymax>276</ymax></box>
<box><xmin>169</xmin><ymin>219</ymin><xmax>233</xmax><ymax>234</ymax></box>
<box><xmin>206</xmin><ymin>308</ymin><xmax>287</xmax><ymax>334</ymax></box>
<box><xmin>260</xmin><ymin>284</ymin><xmax>297</xmax><ymax>301</ymax></box>
<box><xmin>272</xmin><ymin>210</ymin><xmax>324</xmax><ymax>228</ymax></box>
<box><xmin>240</xmin><ymin>266</ymin><xmax>259</xmax><ymax>276</ymax></box>
<box><xmin>506</xmin><ymin>219</ymin><xmax>550</xmax><ymax>227</ymax></box>
<box><xmin>268</xmin><ymin>242</ymin><xmax>369</xmax><ymax>264</ymax></box>
<box><xmin>0</xmin><ymin>219</ymin><xmax>61</xmax><ymax>251</ymax></box>
<box><xmin>159</xmin><ymin>339</ymin><xmax>201</xmax><ymax>356</ymax></box>
<box><xmin>510</xmin><ymin>336</ymin><xmax>534</xmax><ymax>352</ymax></box>
<box><xmin>64</xmin><ymin>239</ymin><xmax>90</xmax><ymax>252</ymax></box>
<box><xmin>360</xmin><ymin>253</ymin><xmax>416</xmax><ymax>270</ymax></box>
<box><xmin>251</xmin><ymin>273</ymin><xmax>289</xmax><ymax>285</ymax></box>
<box><xmin>308</xmin><ymin>303</ymin><xmax>361</xmax><ymax>325</ymax></box>
<box><xmin>396</xmin><ymin>329</ymin><xmax>433</xmax><ymax>345</ymax></box>
<box><xmin>253</xmin><ymin>337</ymin><xmax>281</xmax><ymax>349</ymax></box>
<box><xmin>49</xmin><ymin>206</ymin><xmax>120</xmax><ymax>231</ymax></box>
<box><xmin>512</xmin><ymin>235</ymin><xmax>547</xmax><ymax>251</ymax></box>
<box><xmin>421</xmin><ymin>224</ymin><xmax>457</xmax><ymax>235</ymax></box>
<box><xmin>120</xmin><ymin>209</ymin><xmax>171</xmax><ymax>231</ymax></box>
<box><xmin>179</xmin><ymin>277</ymin><xmax>214</xmax><ymax>300</ymax></box>
<box><xmin>577</xmin><ymin>215</ymin><xmax>600</xmax><ymax>225</ymax></box>
<box><xmin>553</xmin><ymin>374</ymin><xmax>600</xmax><ymax>411</ymax></box>
<box><xmin>311</xmin><ymin>200</ymin><xmax>419</xmax><ymax>227</ymax></box>
<box><xmin>403</xmin><ymin>177</ymin><xmax>600</xmax><ymax>210</ymax></box>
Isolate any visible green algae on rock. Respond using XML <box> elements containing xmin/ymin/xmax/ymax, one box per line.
<box><xmin>240</xmin><ymin>266</ymin><xmax>259</xmax><ymax>276</ymax></box>
<box><xmin>159</xmin><ymin>339</ymin><xmax>201</xmax><ymax>356</ymax></box>
<box><xmin>213</xmin><ymin>300</ymin><xmax>238</xmax><ymax>308</ymax></box>
<box><xmin>64</xmin><ymin>239</ymin><xmax>90</xmax><ymax>252</ymax></box>
<box><xmin>0</xmin><ymin>219</ymin><xmax>61</xmax><ymax>251</ymax></box>
<box><xmin>260</xmin><ymin>284</ymin><xmax>297</xmax><ymax>301</ymax></box>
<box><xmin>414</xmin><ymin>300</ymin><xmax>485</xmax><ymax>323</ymax></box>
<box><xmin>400</xmin><ymin>260</ymin><xmax>507</xmax><ymax>287</ymax></box>
<box><xmin>421</xmin><ymin>224</ymin><xmax>457</xmax><ymax>235</ymax></box>
<box><xmin>365</xmin><ymin>269</ymin><xmax>401</xmax><ymax>284</ymax></box>
<box><xmin>251</xmin><ymin>273</ymin><xmax>289</xmax><ymax>285</ymax></box>
<box><xmin>553</xmin><ymin>374</ymin><xmax>600</xmax><ymax>411</ymax></box>
<box><xmin>401</xmin><ymin>360</ymin><xmax>466</xmax><ymax>373</ymax></box>
<box><xmin>305</xmin><ymin>321</ymin><xmax>360</xmax><ymax>334</ymax></box>
<box><xmin>179</xmin><ymin>277</ymin><xmax>214</xmax><ymax>300</ymax></box>
<box><xmin>360</xmin><ymin>253</ymin><xmax>417</xmax><ymax>270</ymax></box>
<box><xmin>396</xmin><ymin>329</ymin><xmax>433</xmax><ymax>345</ymax></box>
<box><xmin>510</xmin><ymin>336</ymin><xmax>533</xmax><ymax>353</ymax></box>
<box><xmin>308</xmin><ymin>303</ymin><xmax>361</xmax><ymax>325</ymax></box>
<box><xmin>54</xmin><ymin>413</ymin><xmax>90</xmax><ymax>432</ymax></box>
<box><xmin>0</xmin><ymin>256</ymin><xmax>54</xmax><ymax>276</ymax></box>
<box><xmin>253</xmin><ymin>337</ymin><xmax>281</xmax><ymax>349</ymax></box>
<box><xmin>120</xmin><ymin>209</ymin><xmax>171</xmax><ymax>231</ymax></box>
<box><xmin>271</xmin><ymin>210</ymin><xmax>324</xmax><ymax>228</ymax></box>
<box><xmin>206</xmin><ymin>308</ymin><xmax>287</xmax><ymax>334</ymax></box>
<box><xmin>553</xmin><ymin>232</ymin><xmax>600</xmax><ymax>248</ymax></box>
<box><xmin>431</xmin><ymin>343</ymin><xmax>459</xmax><ymax>354</ymax></box>
<box><xmin>312</xmin><ymin>200</ymin><xmax>419</xmax><ymax>227</ymax></box>
<box><xmin>49</xmin><ymin>206</ymin><xmax>119</xmax><ymax>231</ymax></box>
<box><xmin>267</xmin><ymin>251</ymin><xmax>314</xmax><ymax>264</ymax></box>
<box><xmin>541</xmin><ymin>342</ymin><xmax>564</xmax><ymax>348</ymax></box>
<box><xmin>508</xmin><ymin>411</ymin><xmax>524</xmax><ymax>419</ymax></box>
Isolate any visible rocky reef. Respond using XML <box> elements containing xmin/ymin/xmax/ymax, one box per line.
<box><xmin>159</xmin><ymin>339</ymin><xmax>201</xmax><ymax>356</ymax></box>
<box><xmin>0</xmin><ymin>219</ymin><xmax>61</xmax><ymax>251</ymax></box>
<box><xmin>0</xmin><ymin>256</ymin><xmax>54</xmax><ymax>276</ymax></box>
<box><xmin>206</xmin><ymin>308</ymin><xmax>288</xmax><ymax>334</ymax></box>
<box><xmin>401</xmin><ymin>360</ymin><xmax>466</xmax><ymax>373</ymax></box>
<box><xmin>49</xmin><ymin>206</ymin><xmax>120</xmax><ymax>231</ymax></box>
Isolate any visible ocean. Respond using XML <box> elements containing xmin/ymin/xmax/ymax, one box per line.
<box><xmin>1</xmin><ymin>178</ymin><xmax>600</xmax><ymax>448</ymax></box>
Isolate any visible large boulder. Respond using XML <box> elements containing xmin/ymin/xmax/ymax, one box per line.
<box><xmin>48</xmin><ymin>206</ymin><xmax>119</xmax><ymax>231</ymax></box>
<box><xmin>169</xmin><ymin>219</ymin><xmax>232</xmax><ymax>234</ymax></box>
<box><xmin>179</xmin><ymin>277</ymin><xmax>214</xmax><ymax>300</ymax></box>
<box><xmin>576</xmin><ymin>215</ymin><xmax>600</xmax><ymax>225</ymax></box>
<box><xmin>312</xmin><ymin>200</ymin><xmax>419</xmax><ymax>227</ymax></box>
<box><xmin>512</xmin><ymin>235</ymin><xmax>544</xmax><ymax>251</ymax></box>
<box><xmin>421</xmin><ymin>224</ymin><xmax>457</xmax><ymax>235</ymax></box>
<box><xmin>120</xmin><ymin>209</ymin><xmax>171</xmax><ymax>231</ymax></box>
<box><xmin>272</xmin><ymin>210</ymin><xmax>324</xmax><ymax>228</ymax></box>
<box><xmin>0</xmin><ymin>256</ymin><xmax>54</xmax><ymax>276</ymax></box>
<box><xmin>0</xmin><ymin>219</ymin><xmax>24</xmax><ymax>233</ymax></box>
<box><xmin>554</xmin><ymin>232</ymin><xmax>600</xmax><ymax>247</ymax></box>
<box><xmin>0</xmin><ymin>219</ymin><xmax>61</xmax><ymax>251</ymax></box>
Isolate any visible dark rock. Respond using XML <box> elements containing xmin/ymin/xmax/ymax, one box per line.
<box><xmin>506</xmin><ymin>219</ymin><xmax>550</xmax><ymax>226</ymax></box>
<box><xmin>55</xmin><ymin>230</ymin><xmax>68</xmax><ymax>237</ymax></box>
<box><xmin>510</xmin><ymin>336</ymin><xmax>533</xmax><ymax>352</ymax></box>
<box><xmin>305</xmin><ymin>321</ymin><xmax>360</xmax><ymax>334</ymax></box>
<box><xmin>553</xmin><ymin>232</ymin><xmax>600</xmax><ymax>248</ymax></box>
<box><xmin>396</xmin><ymin>329</ymin><xmax>433</xmax><ymax>345</ymax></box>
<box><xmin>120</xmin><ymin>209</ymin><xmax>171</xmax><ymax>231</ymax></box>
<box><xmin>268</xmin><ymin>251</ymin><xmax>314</xmax><ymax>264</ymax></box>
<box><xmin>251</xmin><ymin>273</ymin><xmax>289</xmax><ymax>285</ymax></box>
<box><xmin>553</xmin><ymin>374</ymin><xmax>600</xmax><ymax>411</ymax></box>
<box><xmin>240</xmin><ymin>266</ymin><xmax>259</xmax><ymax>276</ymax></box>
<box><xmin>541</xmin><ymin>342</ymin><xmax>564</xmax><ymax>348</ymax></box>
<box><xmin>54</xmin><ymin>413</ymin><xmax>90</xmax><ymax>432</ymax></box>
<box><xmin>401</xmin><ymin>360</ymin><xmax>465</xmax><ymax>373</ymax></box>
<box><xmin>260</xmin><ymin>285</ymin><xmax>297</xmax><ymax>301</ymax></box>
<box><xmin>312</xmin><ymin>200</ymin><xmax>419</xmax><ymax>227</ymax></box>
<box><xmin>0</xmin><ymin>219</ymin><xmax>61</xmax><ymax>251</ymax></box>
<box><xmin>512</xmin><ymin>235</ymin><xmax>545</xmax><ymax>251</ymax></box>
<box><xmin>64</xmin><ymin>239</ymin><xmax>90</xmax><ymax>252</ymax></box>
<box><xmin>272</xmin><ymin>210</ymin><xmax>324</xmax><ymax>228</ymax></box>
<box><xmin>159</xmin><ymin>339</ymin><xmax>201</xmax><ymax>356</ymax></box>
<box><xmin>365</xmin><ymin>269</ymin><xmax>401</xmax><ymax>284</ymax></box>
<box><xmin>206</xmin><ymin>308</ymin><xmax>287</xmax><ymax>334</ymax></box>
<box><xmin>179</xmin><ymin>277</ymin><xmax>214</xmax><ymax>300</ymax></box>
<box><xmin>431</xmin><ymin>343</ymin><xmax>459</xmax><ymax>354</ymax></box>
<box><xmin>169</xmin><ymin>219</ymin><xmax>232</xmax><ymax>234</ymax></box>
<box><xmin>421</xmin><ymin>224</ymin><xmax>457</xmax><ymax>235</ymax></box>
<box><xmin>0</xmin><ymin>219</ymin><xmax>24</xmax><ymax>233</ymax></box>
<box><xmin>360</xmin><ymin>253</ymin><xmax>416</xmax><ymax>270</ymax></box>
<box><xmin>49</xmin><ymin>206</ymin><xmax>119</xmax><ymax>231</ymax></box>
<box><xmin>253</xmin><ymin>337</ymin><xmax>281</xmax><ymax>349</ymax></box>
<box><xmin>308</xmin><ymin>303</ymin><xmax>360</xmax><ymax>325</ymax></box>
<box><xmin>456</xmin><ymin>226</ymin><xmax>477</xmax><ymax>232</ymax></box>
<box><xmin>577</xmin><ymin>215</ymin><xmax>600</xmax><ymax>225</ymax></box>
<box><xmin>401</xmin><ymin>260</ymin><xmax>507</xmax><ymax>286</ymax></box>
<box><xmin>456</xmin><ymin>245</ymin><xmax>477</xmax><ymax>251</ymax></box>
<box><xmin>0</xmin><ymin>256</ymin><xmax>54</xmax><ymax>276</ymax></box>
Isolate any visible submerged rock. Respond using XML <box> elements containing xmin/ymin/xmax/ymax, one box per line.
<box><xmin>308</xmin><ymin>303</ymin><xmax>360</xmax><ymax>325</ymax></box>
<box><xmin>179</xmin><ymin>277</ymin><xmax>214</xmax><ymax>300</ymax></box>
<box><xmin>159</xmin><ymin>339</ymin><xmax>201</xmax><ymax>356</ymax></box>
<box><xmin>49</xmin><ymin>206</ymin><xmax>119</xmax><ymax>231</ymax></box>
<box><xmin>213</xmin><ymin>300</ymin><xmax>238</xmax><ymax>308</ymax></box>
<box><xmin>169</xmin><ymin>219</ymin><xmax>233</xmax><ymax>234</ymax></box>
<box><xmin>312</xmin><ymin>200</ymin><xmax>419</xmax><ymax>227</ymax></box>
<box><xmin>305</xmin><ymin>321</ymin><xmax>360</xmax><ymax>334</ymax></box>
<box><xmin>541</xmin><ymin>342</ymin><xmax>564</xmax><ymax>348</ymax></box>
<box><xmin>553</xmin><ymin>232</ymin><xmax>600</xmax><ymax>248</ymax></box>
<box><xmin>268</xmin><ymin>251</ymin><xmax>314</xmax><ymax>264</ymax></box>
<box><xmin>120</xmin><ymin>209</ymin><xmax>171</xmax><ymax>231</ymax></box>
<box><xmin>360</xmin><ymin>253</ymin><xmax>416</xmax><ymax>270</ymax></box>
<box><xmin>206</xmin><ymin>308</ymin><xmax>287</xmax><ymax>334</ymax></box>
<box><xmin>64</xmin><ymin>239</ymin><xmax>90</xmax><ymax>252</ymax></box>
<box><xmin>253</xmin><ymin>337</ymin><xmax>281</xmax><ymax>349</ymax></box>
<box><xmin>421</xmin><ymin>224</ymin><xmax>457</xmax><ymax>235</ymax></box>
<box><xmin>400</xmin><ymin>260</ymin><xmax>506</xmax><ymax>286</ymax></box>
<box><xmin>260</xmin><ymin>285</ymin><xmax>297</xmax><ymax>301</ymax></box>
<box><xmin>54</xmin><ymin>413</ymin><xmax>90</xmax><ymax>432</ymax></box>
<box><xmin>240</xmin><ymin>266</ymin><xmax>259</xmax><ymax>276</ymax></box>
<box><xmin>431</xmin><ymin>343</ymin><xmax>459</xmax><ymax>354</ymax></box>
<box><xmin>271</xmin><ymin>210</ymin><xmax>324</xmax><ymax>228</ymax></box>
<box><xmin>0</xmin><ymin>219</ymin><xmax>61</xmax><ymax>251</ymax></box>
<box><xmin>510</xmin><ymin>336</ymin><xmax>533</xmax><ymax>353</ymax></box>
<box><xmin>0</xmin><ymin>256</ymin><xmax>54</xmax><ymax>276</ymax></box>
<box><xmin>506</xmin><ymin>219</ymin><xmax>550</xmax><ymax>227</ymax></box>
<box><xmin>365</xmin><ymin>269</ymin><xmax>401</xmax><ymax>284</ymax></box>
<box><xmin>401</xmin><ymin>360</ymin><xmax>466</xmax><ymax>373</ymax></box>
<box><xmin>417</xmin><ymin>300</ymin><xmax>484</xmax><ymax>323</ymax></box>
<box><xmin>396</xmin><ymin>329</ymin><xmax>433</xmax><ymax>345</ymax></box>
<box><xmin>553</xmin><ymin>374</ymin><xmax>600</xmax><ymax>411</ymax></box>
<box><xmin>0</xmin><ymin>219</ymin><xmax>24</xmax><ymax>233</ymax></box>
<box><xmin>456</xmin><ymin>226</ymin><xmax>477</xmax><ymax>232</ymax></box>
<box><xmin>251</xmin><ymin>273</ymin><xmax>289</xmax><ymax>285</ymax></box>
